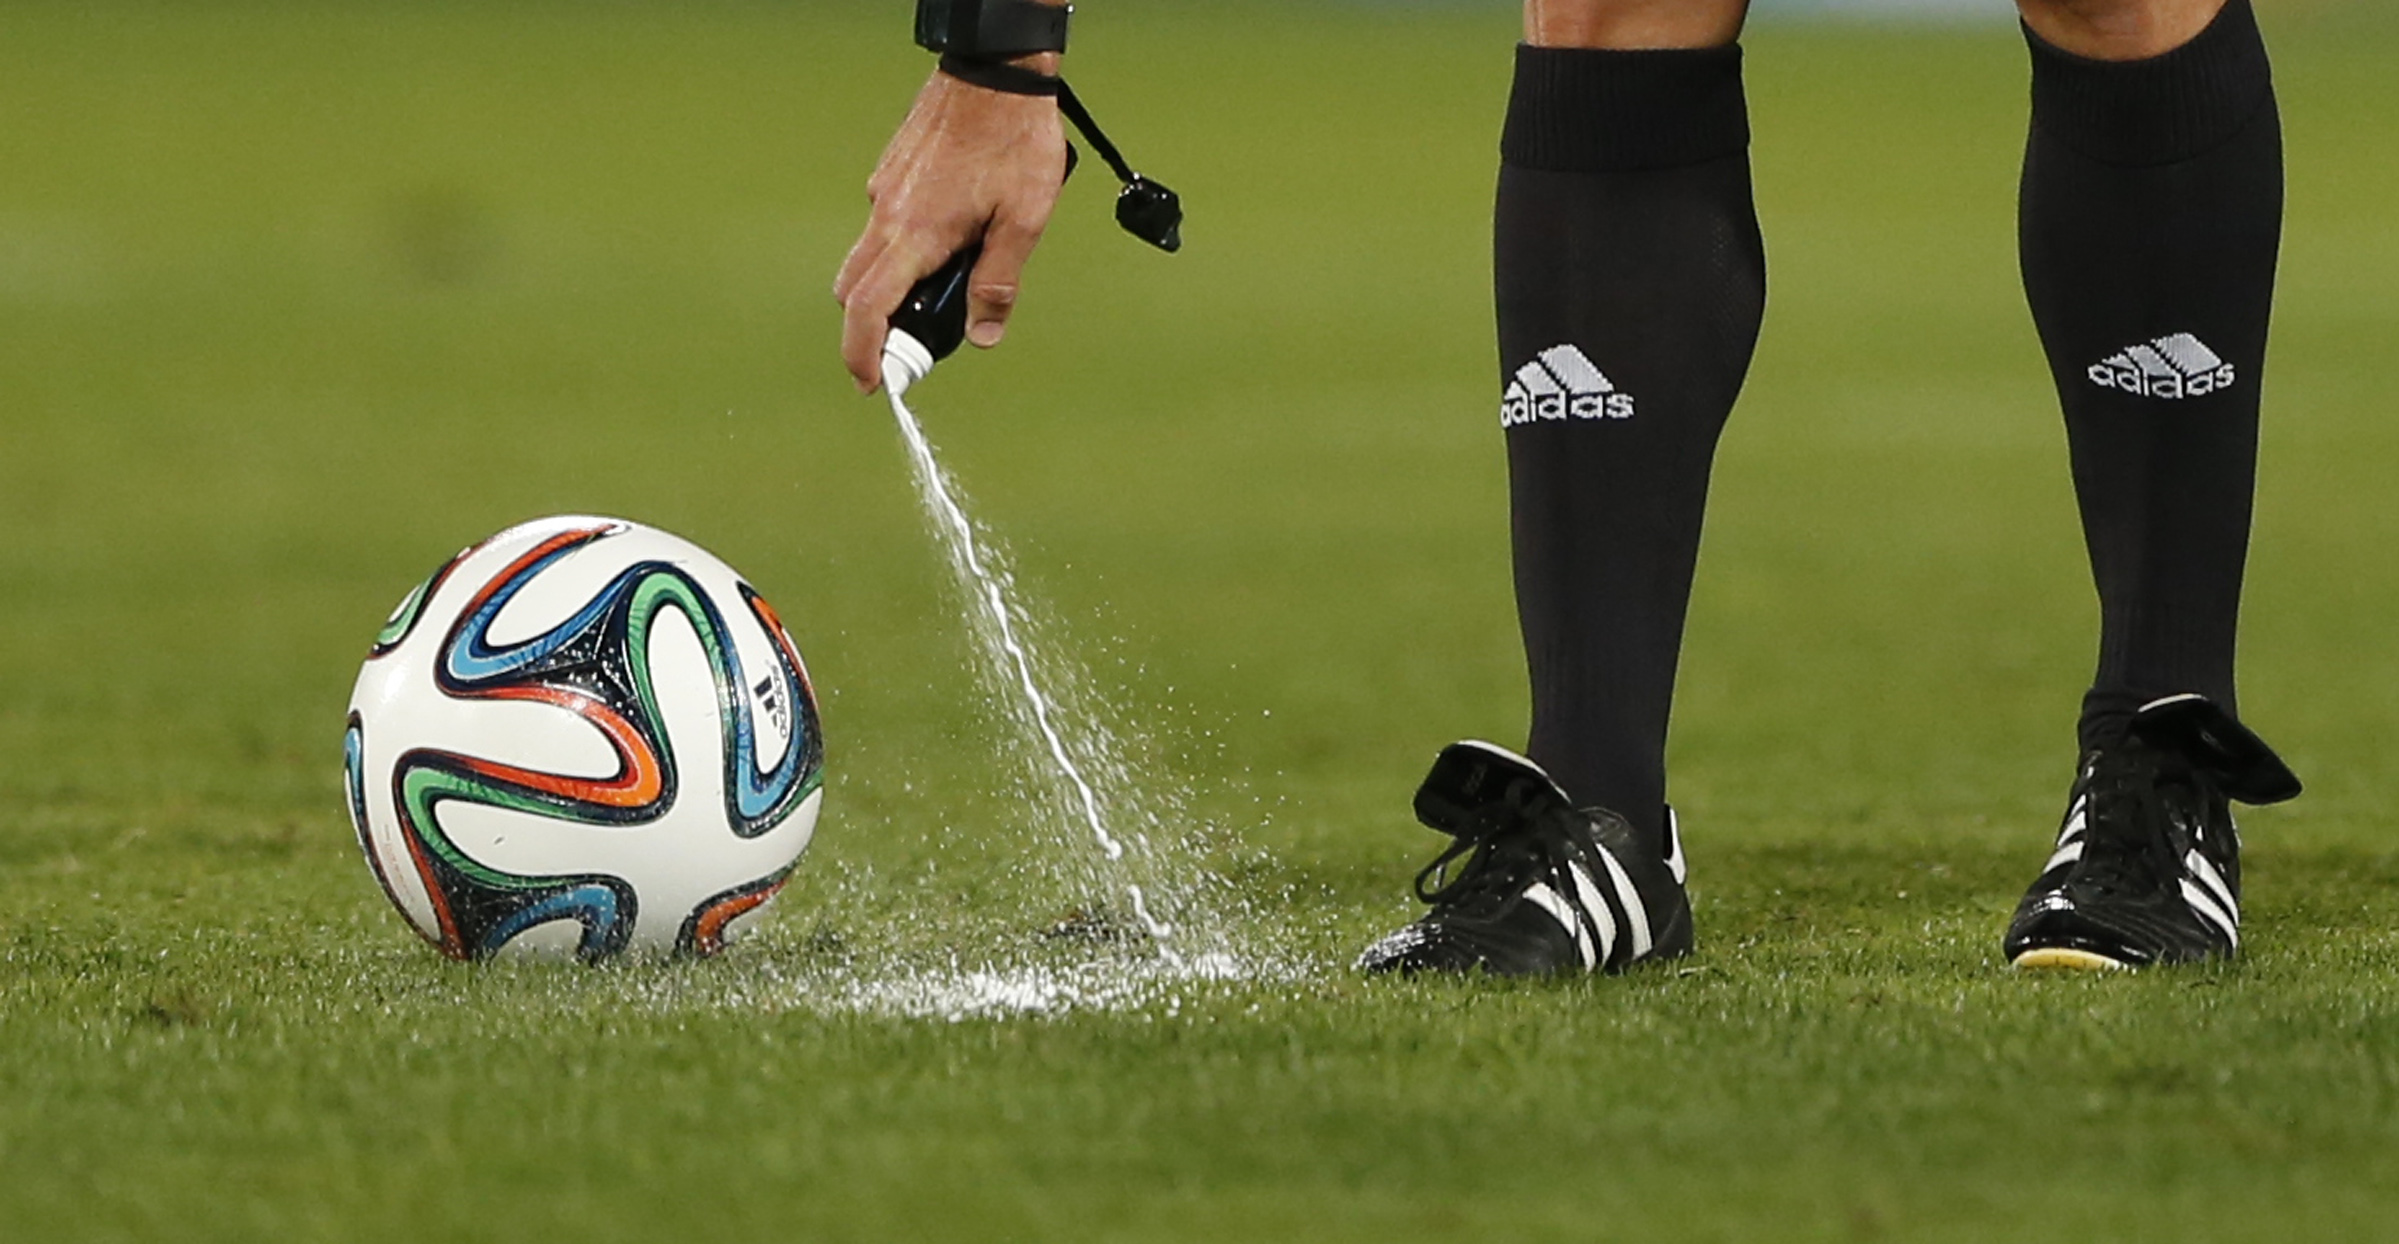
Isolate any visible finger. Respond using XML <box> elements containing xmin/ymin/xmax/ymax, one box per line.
<box><xmin>965</xmin><ymin>214</ymin><xmax>1045</xmax><ymax>349</ymax></box>
<box><xmin>833</xmin><ymin>222</ymin><xmax>889</xmax><ymax>306</ymax></box>
<box><xmin>839</xmin><ymin>291</ymin><xmax>891</xmax><ymax>394</ymax></box>
<box><xmin>840</xmin><ymin>246</ymin><xmax>933</xmax><ymax>393</ymax></box>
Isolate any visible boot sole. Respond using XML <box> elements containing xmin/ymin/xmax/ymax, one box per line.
<box><xmin>2010</xmin><ymin>946</ymin><xmax>2132</xmax><ymax>972</ymax></box>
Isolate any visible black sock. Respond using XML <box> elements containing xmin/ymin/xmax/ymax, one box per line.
<box><xmin>1495</xmin><ymin>45</ymin><xmax>1765</xmax><ymax>853</ymax></box>
<box><xmin>2018</xmin><ymin>0</ymin><xmax>2282</xmax><ymax>751</ymax></box>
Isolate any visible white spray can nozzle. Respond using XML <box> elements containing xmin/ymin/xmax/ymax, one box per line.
<box><xmin>881</xmin><ymin>329</ymin><xmax>935</xmax><ymax>399</ymax></box>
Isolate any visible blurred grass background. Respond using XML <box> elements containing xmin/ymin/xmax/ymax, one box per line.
<box><xmin>2</xmin><ymin>2</ymin><xmax>2395</xmax><ymax>1240</ymax></box>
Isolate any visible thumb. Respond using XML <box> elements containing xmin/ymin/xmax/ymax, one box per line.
<box><xmin>965</xmin><ymin>216</ymin><xmax>1042</xmax><ymax>349</ymax></box>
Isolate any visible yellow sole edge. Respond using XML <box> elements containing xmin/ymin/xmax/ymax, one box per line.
<box><xmin>2011</xmin><ymin>947</ymin><xmax>2133</xmax><ymax>972</ymax></box>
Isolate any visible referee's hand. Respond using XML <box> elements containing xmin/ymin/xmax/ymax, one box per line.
<box><xmin>836</xmin><ymin>68</ymin><xmax>1067</xmax><ymax>393</ymax></box>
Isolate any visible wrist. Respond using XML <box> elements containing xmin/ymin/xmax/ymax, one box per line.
<box><xmin>938</xmin><ymin>51</ymin><xmax>1062</xmax><ymax>97</ymax></box>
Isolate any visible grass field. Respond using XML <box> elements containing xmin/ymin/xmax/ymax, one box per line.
<box><xmin>5</xmin><ymin>2</ymin><xmax>2398</xmax><ymax>1239</ymax></box>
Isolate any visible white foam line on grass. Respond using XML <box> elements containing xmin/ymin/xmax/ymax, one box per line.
<box><xmin>815</xmin><ymin>950</ymin><xmax>1308</xmax><ymax>1022</ymax></box>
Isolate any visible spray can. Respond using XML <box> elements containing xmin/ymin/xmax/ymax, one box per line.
<box><xmin>881</xmin><ymin>246</ymin><xmax>981</xmax><ymax>398</ymax></box>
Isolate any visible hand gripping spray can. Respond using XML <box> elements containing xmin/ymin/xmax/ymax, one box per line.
<box><xmin>880</xmin><ymin>73</ymin><xmax>1184</xmax><ymax>395</ymax></box>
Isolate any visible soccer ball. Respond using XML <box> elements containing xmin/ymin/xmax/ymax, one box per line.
<box><xmin>344</xmin><ymin>516</ymin><xmax>824</xmax><ymax>961</ymax></box>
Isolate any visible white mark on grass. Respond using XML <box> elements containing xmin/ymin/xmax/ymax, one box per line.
<box><xmin>821</xmin><ymin>951</ymin><xmax>1300</xmax><ymax>1023</ymax></box>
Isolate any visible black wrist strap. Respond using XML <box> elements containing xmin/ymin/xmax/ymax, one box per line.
<box><xmin>1055</xmin><ymin>82</ymin><xmax>1132</xmax><ymax>183</ymax></box>
<box><xmin>938</xmin><ymin>52</ymin><xmax>1061</xmax><ymax>97</ymax></box>
<box><xmin>972</xmin><ymin>0</ymin><xmax>1070</xmax><ymax>58</ymax></box>
<box><xmin>918</xmin><ymin>0</ymin><xmax>1071</xmax><ymax>59</ymax></box>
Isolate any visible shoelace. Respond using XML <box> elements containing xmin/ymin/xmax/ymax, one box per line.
<box><xmin>1410</xmin><ymin>782</ymin><xmax>1570</xmax><ymax>918</ymax></box>
<box><xmin>2073</xmin><ymin>743</ymin><xmax>2204</xmax><ymax>900</ymax></box>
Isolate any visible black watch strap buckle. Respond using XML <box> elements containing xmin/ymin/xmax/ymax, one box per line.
<box><xmin>916</xmin><ymin>0</ymin><xmax>1071</xmax><ymax>60</ymax></box>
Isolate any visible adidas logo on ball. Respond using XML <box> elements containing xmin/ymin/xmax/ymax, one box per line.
<box><xmin>2087</xmin><ymin>333</ymin><xmax>2236</xmax><ymax>400</ymax></box>
<box><xmin>1501</xmin><ymin>344</ymin><xmax>1636</xmax><ymax>428</ymax></box>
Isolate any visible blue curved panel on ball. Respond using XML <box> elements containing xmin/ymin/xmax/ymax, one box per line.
<box><xmin>480</xmin><ymin>883</ymin><xmax>629</xmax><ymax>960</ymax></box>
<box><xmin>444</xmin><ymin>550</ymin><xmax>638</xmax><ymax>687</ymax></box>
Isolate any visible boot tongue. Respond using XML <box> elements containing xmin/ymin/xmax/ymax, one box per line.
<box><xmin>2130</xmin><ymin>694</ymin><xmax>2303</xmax><ymax>805</ymax></box>
<box><xmin>1412</xmin><ymin>741</ymin><xmax>1573</xmax><ymax>837</ymax></box>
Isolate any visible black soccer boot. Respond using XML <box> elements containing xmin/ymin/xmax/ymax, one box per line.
<box><xmin>1356</xmin><ymin>741</ymin><xmax>1693</xmax><ymax>977</ymax></box>
<box><xmin>2006</xmin><ymin>694</ymin><xmax>2301</xmax><ymax>970</ymax></box>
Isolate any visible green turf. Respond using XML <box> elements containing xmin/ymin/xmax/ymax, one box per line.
<box><xmin>5</xmin><ymin>2</ymin><xmax>2398</xmax><ymax>1240</ymax></box>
